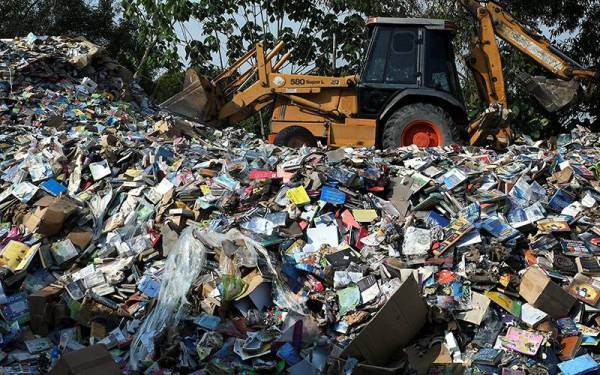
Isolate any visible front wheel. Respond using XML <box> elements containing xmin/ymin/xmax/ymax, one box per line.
<box><xmin>273</xmin><ymin>126</ymin><xmax>317</xmax><ymax>148</ymax></box>
<box><xmin>382</xmin><ymin>103</ymin><xmax>461</xmax><ymax>149</ymax></box>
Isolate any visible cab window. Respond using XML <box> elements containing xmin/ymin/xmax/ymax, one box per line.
<box><xmin>362</xmin><ymin>28</ymin><xmax>391</xmax><ymax>82</ymax></box>
<box><xmin>425</xmin><ymin>31</ymin><xmax>461</xmax><ymax>99</ymax></box>
<box><xmin>385</xmin><ymin>30</ymin><xmax>417</xmax><ymax>83</ymax></box>
<box><xmin>362</xmin><ymin>26</ymin><xmax>418</xmax><ymax>84</ymax></box>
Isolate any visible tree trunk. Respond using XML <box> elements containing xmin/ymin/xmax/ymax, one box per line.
<box><xmin>213</xmin><ymin>22</ymin><xmax>224</xmax><ymax>70</ymax></box>
<box><xmin>134</xmin><ymin>36</ymin><xmax>158</xmax><ymax>81</ymax></box>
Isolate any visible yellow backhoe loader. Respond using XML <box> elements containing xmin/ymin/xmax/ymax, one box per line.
<box><xmin>161</xmin><ymin>0</ymin><xmax>597</xmax><ymax>148</ymax></box>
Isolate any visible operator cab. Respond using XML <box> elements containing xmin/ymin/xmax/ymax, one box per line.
<box><xmin>358</xmin><ymin>17</ymin><xmax>464</xmax><ymax>117</ymax></box>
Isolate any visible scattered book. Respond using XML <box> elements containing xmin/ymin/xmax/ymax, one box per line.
<box><xmin>576</xmin><ymin>257</ymin><xmax>600</xmax><ymax>276</ymax></box>
<box><xmin>472</xmin><ymin>348</ymin><xmax>503</xmax><ymax>365</ymax></box>
<box><xmin>561</xmin><ymin>239</ymin><xmax>592</xmax><ymax>257</ymax></box>
<box><xmin>567</xmin><ymin>273</ymin><xmax>600</xmax><ymax>306</ymax></box>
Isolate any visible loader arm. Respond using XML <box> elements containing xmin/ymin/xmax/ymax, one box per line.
<box><xmin>218</xmin><ymin>42</ymin><xmax>358</xmax><ymax>124</ymax></box>
<box><xmin>161</xmin><ymin>41</ymin><xmax>357</xmax><ymax>126</ymax></box>
<box><xmin>459</xmin><ymin>0</ymin><xmax>597</xmax><ymax>146</ymax></box>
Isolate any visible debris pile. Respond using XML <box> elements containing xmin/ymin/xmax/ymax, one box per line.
<box><xmin>3</xmin><ymin>35</ymin><xmax>600</xmax><ymax>375</ymax></box>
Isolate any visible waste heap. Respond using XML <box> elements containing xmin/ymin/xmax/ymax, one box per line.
<box><xmin>2</xmin><ymin>35</ymin><xmax>600</xmax><ymax>375</ymax></box>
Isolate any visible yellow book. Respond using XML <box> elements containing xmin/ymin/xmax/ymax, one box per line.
<box><xmin>286</xmin><ymin>186</ymin><xmax>310</xmax><ymax>205</ymax></box>
<box><xmin>200</xmin><ymin>185</ymin><xmax>211</xmax><ymax>196</ymax></box>
<box><xmin>485</xmin><ymin>290</ymin><xmax>522</xmax><ymax>317</ymax></box>
<box><xmin>125</xmin><ymin>168</ymin><xmax>142</xmax><ymax>178</ymax></box>
<box><xmin>352</xmin><ymin>209</ymin><xmax>378</xmax><ymax>223</ymax></box>
<box><xmin>0</xmin><ymin>241</ymin><xmax>39</xmax><ymax>272</ymax></box>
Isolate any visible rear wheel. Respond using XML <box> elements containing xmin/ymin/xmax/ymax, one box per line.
<box><xmin>274</xmin><ymin>126</ymin><xmax>317</xmax><ymax>148</ymax></box>
<box><xmin>382</xmin><ymin>103</ymin><xmax>460</xmax><ymax>148</ymax></box>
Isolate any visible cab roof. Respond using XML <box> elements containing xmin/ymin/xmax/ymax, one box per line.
<box><xmin>366</xmin><ymin>17</ymin><xmax>456</xmax><ymax>31</ymax></box>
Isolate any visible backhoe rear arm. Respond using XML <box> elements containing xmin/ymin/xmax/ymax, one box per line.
<box><xmin>463</xmin><ymin>0</ymin><xmax>596</xmax><ymax>80</ymax></box>
<box><xmin>459</xmin><ymin>0</ymin><xmax>597</xmax><ymax>146</ymax></box>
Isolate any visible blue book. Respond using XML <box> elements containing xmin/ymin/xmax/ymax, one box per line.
<box><xmin>472</xmin><ymin>348</ymin><xmax>503</xmax><ymax>365</ymax></box>
<box><xmin>549</xmin><ymin>189</ymin><xmax>574</xmax><ymax>211</ymax></box>
<box><xmin>557</xmin><ymin>354</ymin><xmax>600</xmax><ymax>375</ymax></box>
<box><xmin>425</xmin><ymin>211</ymin><xmax>450</xmax><ymax>227</ymax></box>
<box><xmin>481</xmin><ymin>217</ymin><xmax>520</xmax><ymax>242</ymax></box>
<box><xmin>319</xmin><ymin>185</ymin><xmax>346</xmax><ymax>205</ymax></box>
<box><xmin>39</xmin><ymin>178</ymin><xmax>67</xmax><ymax>196</ymax></box>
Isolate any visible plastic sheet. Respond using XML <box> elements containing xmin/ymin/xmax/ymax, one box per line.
<box><xmin>88</xmin><ymin>186</ymin><xmax>113</xmax><ymax>240</ymax></box>
<box><xmin>201</xmin><ymin>229</ymin><xmax>305</xmax><ymax>313</ymax></box>
<box><xmin>128</xmin><ymin>226</ymin><xmax>207</xmax><ymax>369</ymax></box>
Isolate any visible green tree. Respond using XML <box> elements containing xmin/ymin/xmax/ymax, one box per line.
<box><xmin>182</xmin><ymin>0</ymin><xmax>346</xmax><ymax>75</ymax></box>
<box><xmin>0</xmin><ymin>0</ymin><xmax>117</xmax><ymax>39</ymax></box>
<box><xmin>152</xmin><ymin>70</ymin><xmax>185</xmax><ymax>103</ymax></box>
<box><xmin>121</xmin><ymin>0</ymin><xmax>193</xmax><ymax>80</ymax></box>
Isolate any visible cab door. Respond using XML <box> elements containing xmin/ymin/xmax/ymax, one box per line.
<box><xmin>357</xmin><ymin>25</ymin><xmax>422</xmax><ymax>117</ymax></box>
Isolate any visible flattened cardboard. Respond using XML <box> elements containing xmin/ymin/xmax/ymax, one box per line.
<box><xmin>29</xmin><ymin>285</ymin><xmax>66</xmax><ymax>335</ymax></box>
<box><xmin>519</xmin><ymin>267</ymin><xmax>576</xmax><ymax>319</ymax></box>
<box><xmin>48</xmin><ymin>344</ymin><xmax>120</xmax><ymax>375</ymax></box>
<box><xmin>405</xmin><ymin>343</ymin><xmax>464</xmax><ymax>375</ymax></box>
<box><xmin>29</xmin><ymin>285</ymin><xmax>62</xmax><ymax>311</ymax></box>
<box><xmin>24</xmin><ymin>196</ymin><xmax>78</xmax><ymax>236</ymax></box>
<box><xmin>66</xmin><ymin>230</ymin><xmax>93</xmax><ymax>249</ymax></box>
<box><xmin>341</xmin><ymin>269</ymin><xmax>427</xmax><ymax>365</ymax></box>
<box><xmin>456</xmin><ymin>291</ymin><xmax>490</xmax><ymax>325</ymax></box>
<box><xmin>388</xmin><ymin>176</ymin><xmax>414</xmax><ymax>220</ymax></box>
<box><xmin>330</xmin><ymin>358</ymin><xmax>406</xmax><ymax>375</ymax></box>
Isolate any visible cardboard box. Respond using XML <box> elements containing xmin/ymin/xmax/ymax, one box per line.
<box><xmin>405</xmin><ymin>343</ymin><xmax>465</xmax><ymax>375</ymax></box>
<box><xmin>29</xmin><ymin>285</ymin><xmax>64</xmax><ymax>335</ymax></box>
<box><xmin>49</xmin><ymin>344</ymin><xmax>120</xmax><ymax>375</ymax></box>
<box><xmin>24</xmin><ymin>196</ymin><xmax>78</xmax><ymax>236</ymax></box>
<box><xmin>66</xmin><ymin>229</ymin><xmax>93</xmax><ymax>249</ymax></box>
<box><xmin>519</xmin><ymin>267</ymin><xmax>576</xmax><ymax>319</ymax></box>
<box><xmin>340</xmin><ymin>270</ymin><xmax>427</xmax><ymax>365</ymax></box>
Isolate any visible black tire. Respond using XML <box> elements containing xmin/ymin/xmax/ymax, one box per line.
<box><xmin>382</xmin><ymin>103</ymin><xmax>461</xmax><ymax>149</ymax></box>
<box><xmin>274</xmin><ymin>126</ymin><xmax>317</xmax><ymax>148</ymax></box>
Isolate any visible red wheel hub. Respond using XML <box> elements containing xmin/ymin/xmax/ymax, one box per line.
<box><xmin>401</xmin><ymin>120</ymin><xmax>442</xmax><ymax>147</ymax></box>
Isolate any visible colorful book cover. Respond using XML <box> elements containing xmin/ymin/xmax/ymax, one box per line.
<box><xmin>481</xmin><ymin>217</ymin><xmax>520</xmax><ymax>242</ymax></box>
<box><xmin>567</xmin><ymin>273</ymin><xmax>600</xmax><ymax>305</ymax></box>
<box><xmin>485</xmin><ymin>290</ymin><xmax>522</xmax><ymax>318</ymax></box>
<box><xmin>501</xmin><ymin>327</ymin><xmax>543</xmax><ymax>355</ymax></box>
<box><xmin>561</xmin><ymin>239</ymin><xmax>591</xmax><ymax>257</ymax></box>
<box><xmin>435</xmin><ymin>217</ymin><xmax>474</xmax><ymax>256</ymax></box>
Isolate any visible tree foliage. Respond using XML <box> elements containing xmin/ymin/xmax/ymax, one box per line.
<box><xmin>0</xmin><ymin>0</ymin><xmax>117</xmax><ymax>41</ymax></box>
<box><xmin>121</xmin><ymin>0</ymin><xmax>193</xmax><ymax>79</ymax></box>
<box><xmin>152</xmin><ymin>70</ymin><xmax>185</xmax><ymax>104</ymax></box>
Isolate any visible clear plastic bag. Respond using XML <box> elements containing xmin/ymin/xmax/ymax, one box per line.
<box><xmin>129</xmin><ymin>226</ymin><xmax>306</xmax><ymax>369</ymax></box>
<box><xmin>88</xmin><ymin>186</ymin><xmax>113</xmax><ymax>240</ymax></box>
<box><xmin>202</xmin><ymin>229</ymin><xmax>305</xmax><ymax>313</ymax></box>
<box><xmin>128</xmin><ymin>226</ymin><xmax>207</xmax><ymax>369</ymax></box>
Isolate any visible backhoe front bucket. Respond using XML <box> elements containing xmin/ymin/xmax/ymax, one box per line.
<box><xmin>159</xmin><ymin>69</ymin><xmax>223</xmax><ymax>124</ymax></box>
<box><xmin>517</xmin><ymin>72</ymin><xmax>579</xmax><ymax>112</ymax></box>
